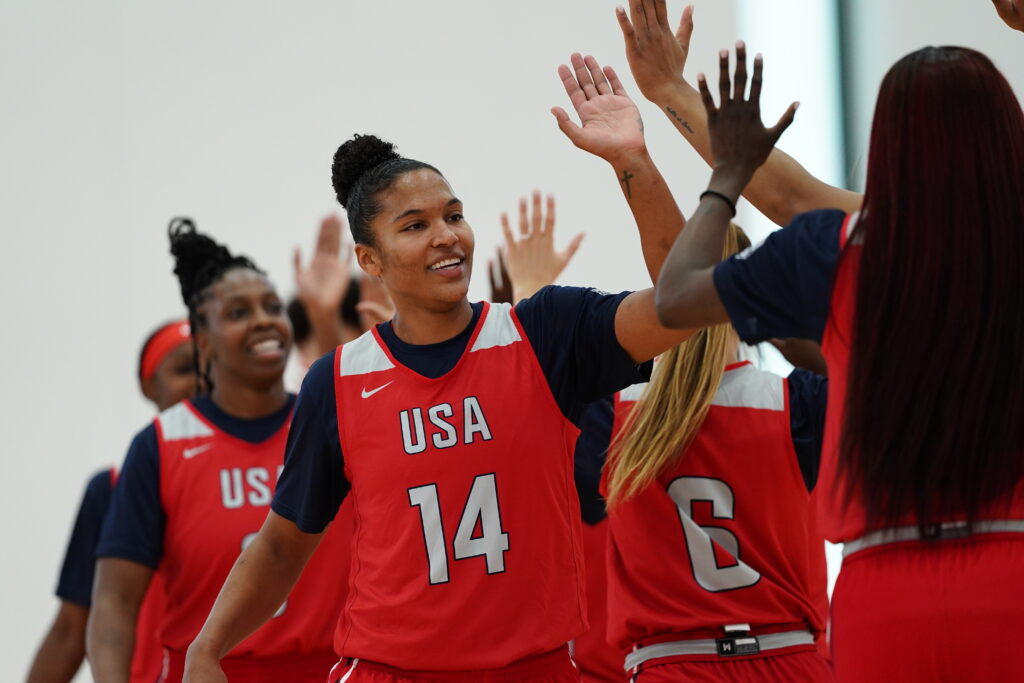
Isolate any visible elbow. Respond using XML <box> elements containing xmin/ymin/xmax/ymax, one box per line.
<box><xmin>653</xmin><ymin>283</ymin><xmax>687</xmax><ymax>329</ymax></box>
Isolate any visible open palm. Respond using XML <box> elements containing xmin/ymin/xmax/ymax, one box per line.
<box><xmin>553</xmin><ymin>54</ymin><xmax>646</xmax><ymax>162</ymax></box>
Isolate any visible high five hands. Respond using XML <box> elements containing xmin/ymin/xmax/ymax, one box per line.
<box><xmin>617</xmin><ymin>0</ymin><xmax>695</xmax><ymax>101</ymax></box>
<box><xmin>552</xmin><ymin>54</ymin><xmax>647</xmax><ymax>163</ymax></box>
<box><xmin>699</xmin><ymin>43</ymin><xmax>797</xmax><ymax>198</ymax></box>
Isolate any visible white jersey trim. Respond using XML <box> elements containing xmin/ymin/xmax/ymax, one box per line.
<box><xmin>618</xmin><ymin>382</ymin><xmax>648</xmax><ymax>403</ymax></box>
<box><xmin>471</xmin><ymin>302</ymin><xmax>521</xmax><ymax>352</ymax></box>
<box><xmin>846</xmin><ymin>210</ymin><xmax>863</xmax><ymax>244</ymax></box>
<box><xmin>712</xmin><ymin>364</ymin><xmax>785</xmax><ymax>411</ymax></box>
<box><xmin>157</xmin><ymin>403</ymin><xmax>215</xmax><ymax>441</ymax></box>
<box><xmin>340</xmin><ymin>330</ymin><xmax>395</xmax><ymax>377</ymax></box>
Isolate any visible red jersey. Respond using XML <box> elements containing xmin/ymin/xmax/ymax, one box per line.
<box><xmin>819</xmin><ymin>213</ymin><xmax>1024</xmax><ymax>542</ymax></box>
<box><xmin>605</xmin><ymin>362</ymin><xmax>827</xmax><ymax>652</ymax></box>
<box><xmin>154</xmin><ymin>400</ymin><xmax>346</xmax><ymax>657</ymax></box>
<box><xmin>333</xmin><ymin>302</ymin><xmax>586</xmax><ymax>670</ymax></box>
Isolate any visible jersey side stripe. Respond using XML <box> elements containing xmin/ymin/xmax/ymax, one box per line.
<box><xmin>471</xmin><ymin>302</ymin><xmax>521</xmax><ymax>352</ymax></box>
<box><xmin>340</xmin><ymin>331</ymin><xmax>395</xmax><ymax>377</ymax></box>
<box><xmin>157</xmin><ymin>403</ymin><xmax>215</xmax><ymax>441</ymax></box>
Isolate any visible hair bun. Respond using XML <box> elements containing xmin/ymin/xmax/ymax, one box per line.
<box><xmin>332</xmin><ymin>134</ymin><xmax>400</xmax><ymax>207</ymax></box>
<box><xmin>168</xmin><ymin>217</ymin><xmax>235</xmax><ymax>306</ymax></box>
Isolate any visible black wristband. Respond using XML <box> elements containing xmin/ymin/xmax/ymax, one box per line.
<box><xmin>699</xmin><ymin>190</ymin><xmax>737</xmax><ymax>217</ymax></box>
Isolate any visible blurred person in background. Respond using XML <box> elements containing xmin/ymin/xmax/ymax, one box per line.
<box><xmin>26</xmin><ymin>319</ymin><xmax>195</xmax><ymax>683</ymax></box>
<box><xmin>88</xmin><ymin>220</ymin><xmax>350</xmax><ymax>683</ymax></box>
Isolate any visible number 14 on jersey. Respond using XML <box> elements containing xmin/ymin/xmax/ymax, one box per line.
<box><xmin>408</xmin><ymin>473</ymin><xmax>510</xmax><ymax>585</ymax></box>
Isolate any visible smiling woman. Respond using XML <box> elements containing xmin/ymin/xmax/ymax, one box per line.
<box><xmin>180</xmin><ymin>60</ymin><xmax>706</xmax><ymax>679</ymax></box>
<box><xmin>85</xmin><ymin>221</ymin><xmax>353</xmax><ymax>683</ymax></box>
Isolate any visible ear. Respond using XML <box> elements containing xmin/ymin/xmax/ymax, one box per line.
<box><xmin>140</xmin><ymin>375</ymin><xmax>159</xmax><ymax>403</ymax></box>
<box><xmin>355</xmin><ymin>243</ymin><xmax>384</xmax><ymax>278</ymax></box>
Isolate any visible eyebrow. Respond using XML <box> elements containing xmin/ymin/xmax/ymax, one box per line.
<box><xmin>392</xmin><ymin>197</ymin><xmax>462</xmax><ymax>222</ymax></box>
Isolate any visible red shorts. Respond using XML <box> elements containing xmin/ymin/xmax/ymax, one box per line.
<box><xmin>328</xmin><ymin>646</ymin><xmax>580</xmax><ymax>683</ymax></box>
<box><xmin>831</xmin><ymin>534</ymin><xmax>1024</xmax><ymax>682</ymax></box>
<box><xmin>162</xmin><ymin>648</ymin><xmax>337</xmax><ymax>683</ymax></box>
<box><xmin>627</xmin><ymin>651</ymin><xmax>832</xmax><ymax>682</ymax></box>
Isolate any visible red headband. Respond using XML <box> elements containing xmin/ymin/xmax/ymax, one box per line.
<box><xmin>139</xmin><ymin>320</ymin><xmax>191</xmax><ymax>382</ymax></box>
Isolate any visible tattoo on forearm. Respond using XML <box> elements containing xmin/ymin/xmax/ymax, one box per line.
<box><xmin>619</xmin><ymin>169</ymin><xmax>634</xmax><ymax>199</ymax></box>
<box><xmin>666</xmin><ymin>107</ymin><xmax>695</xmax><ymax>134</ymax></box>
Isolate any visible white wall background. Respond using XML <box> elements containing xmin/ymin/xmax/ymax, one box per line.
<box><xmin>1</xmin><ymin>1</ymin><xmax>1020</xmax><ymax>680</ymax></box>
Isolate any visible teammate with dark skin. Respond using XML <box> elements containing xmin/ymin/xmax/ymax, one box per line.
<box><xmin>87</xmin><ymin>227</ymin><xmax>293</xmax><ymax>683</ymax></box>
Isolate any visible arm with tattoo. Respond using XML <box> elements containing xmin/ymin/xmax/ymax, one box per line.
<box><xmin>552</xmin><ymin>53</ymin><xmax>685</xmax><ymax>282</ymax></box>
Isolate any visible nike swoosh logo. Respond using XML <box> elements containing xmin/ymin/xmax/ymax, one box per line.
<box><xmin>361</xmin><ymin>381</ymin><xmax>394</xmax><ymax>399</ymax></box>
<box><xmin>183</xmin><ymin>443</ymin><xmax>213</xmax><ymax>459</ymax></box>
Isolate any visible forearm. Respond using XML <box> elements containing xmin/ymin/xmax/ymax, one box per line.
<box><xmin>26</xmin><ymin>604</ymin><xmax>87</xmax><ymax>683</ymax></box>
<box><xmin>610</xmin><ymin>150</ymin><xmax>685</xmax><ymax>282</ymax></box>
<box><xmin>87</xmin><ymin>596</ymin><xmax>138</xmax><ymax>683</ymax></box>
<box><xmin>187</xmin><ymin>514</ymin><xmax>320</xmax><ymax>662</ymax></box>
<box><xmin>654</xmin><ymin>167</ymin><xmax>738</xmax><ymax>328</ymax></box>
<box><xmin>650</xmin><ymin>82</ymin><xmax>861</xmax><ymax>224</ymax></box>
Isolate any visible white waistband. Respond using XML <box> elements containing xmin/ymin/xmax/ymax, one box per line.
<box><xmin>843</xmin><ymin>519</ymin><xmax>1024</xmax><ymax>558</ymax></box>
<box><xmin>623</xmin><ymin>629</ymin><xmax>815</xmax><ymax>672</ymax></box>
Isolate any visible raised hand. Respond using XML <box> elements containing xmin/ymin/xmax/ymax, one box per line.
<box><xmin>552</xmin><ymin>53</ymin><xmax>646</xmax><ymax>163</ymax></box>
<box><xmin>617</xmin><ymin>0</ymin><xmax>694</xmax><ymax>101</ymax></box>
<box><xmin>294</xmin><ymin>214</ymin><xmax>351</xmax><ymax>313</ymax></box>
<box><xmin>993</xmin><ymin>0</ymin><xmax>1024</xmax><ymax>31</ymax></box>
<box><xmin>501</xmin><ymin>192</ymin><xmax>585</xmax><ymax>302</ymax></box>
<box><xmin>698</xmin><ymin>43</ymin><xmax>798</xmax><ymax>197</ymax></box>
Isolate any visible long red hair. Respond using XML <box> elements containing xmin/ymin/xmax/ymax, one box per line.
<box><xmin>841</xmin><ymin>47</ymin><xmax>1024</xmax><ymax>530</ymax></box>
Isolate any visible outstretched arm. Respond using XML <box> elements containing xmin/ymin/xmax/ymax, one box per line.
<box><xmin>618</xmin><ymin>0</ymin><xmax>861</xmax><ymax>225</ymax></box>
<box><xmin>183</xmin><ymin>512</ymin><xmax>322</xmax><ymax>683</ymax></box>
<box><xmin>552</xmin><ymin>54</ymin><xmax>684</xmax><ymax>282</ymax></box>
<box><xmin>656</xmin><ymin>45</ymin><xmax>796</xmax><ymax>329</ymax></box>
<box><xmin>501</xmin><ymin>192</ymin><xmax>584</xmax><ymax>301</ymax></box>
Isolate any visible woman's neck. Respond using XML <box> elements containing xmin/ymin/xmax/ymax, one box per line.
<box><xmin>390</xmin><ymin>298</ymin><xmax>475</xmax><ymax>346</ymax></box>
<box><xmin>209</xmin><ymin>380</ymin><xmax>289</xmax><ymax>419</ymax></box>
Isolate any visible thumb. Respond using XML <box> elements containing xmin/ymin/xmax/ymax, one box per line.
<box><xmin>768</xmin><ymin>101</ymin><xmax>799</xmax><ymax>146</ymax></box>
<box><xmin>292</xmin><ymin>247</ymin><xmax>302</xmax><ymax>278</ymax></box>
<box><xmin>356</xmin><ymin>301</ymin><xmax>394</xmax><ymax>325</ymax></box>
<box><xmin>676</xmin><ymin>4</ymin><xmax>694</xmax><ymax>47</ymax></box>
<box><xmin>551</xmin><ymin>107</ymin><xmax>583</xmax><ymax>144</ymax></box>
<box><xmin>561</xmin><ymin>233</ymin><xmax>586</xmax><ymax>264</ymax></box>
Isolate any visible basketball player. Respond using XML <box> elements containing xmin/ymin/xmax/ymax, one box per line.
<box><xmin>601</xmin><ymin>224</ymin><xmax>830</xmax><ymax>681</ymax></box>
<box><xmin>87</xmin><ymin>220</ymin><xmax>351</xmax><ymax>683</ymax></box>
<box><xmin>26</xmin><ymin>320</ymin><xmax>194</xmax><ymax>683</ymax></box>
<box><xmin>648</xmin><ymin>30</ymin><xmax>1024</xmax><ymax>682</ymax></box>
<box><xmin>181</xmin><ymin>61</ymin><xmax>703</xmax><ymax>682</ymax></box>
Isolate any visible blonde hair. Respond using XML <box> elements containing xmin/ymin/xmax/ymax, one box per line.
<box><xmin>605</xmin><ymin>224</ymin><xmax>751</xmax><ymax>506</ymax></box>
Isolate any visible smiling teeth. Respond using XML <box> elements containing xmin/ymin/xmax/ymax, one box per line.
<box><xmin>251</xmin><ymin>340</ymin><xmax>281</xmax><ymax>353</ymax></box>
<box><xmin>430</xmin><ymin>259</ymin><xmax>461</xmax><ymax>270</ymax></box>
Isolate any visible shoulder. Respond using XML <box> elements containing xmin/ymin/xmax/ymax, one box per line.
<box><xmin>515</xmin><ymin>285</ymin><xmax>630</xmax><ymax>337</ymax></box>
<box><xmin>86</xmin><ymin>468</ymin><xmax>115</xmax><ymax>496</ymax></box>
<box><xmin>153</xmin><ymin>401</ymin><xmax>214</xmax><ymax>442</ymax></box>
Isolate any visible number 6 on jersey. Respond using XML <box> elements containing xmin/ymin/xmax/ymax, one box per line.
<box><xmin>408</xmin><ymin>473</ymin><xmax>510</xmax><ymax>585</ymax></box>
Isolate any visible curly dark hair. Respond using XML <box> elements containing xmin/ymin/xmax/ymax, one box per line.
<box><xmin>167</xmin><ymin>217</ymin><xmax>264</xmax><ymax>391</ymax></box>
<box><xmin>331</xmin><ymin>133</ymin><xmax>441</xmax><ymax>245</ymax></box>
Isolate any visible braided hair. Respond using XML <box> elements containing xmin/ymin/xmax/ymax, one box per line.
<box><xmin>331</xmin><ymin>134</ymin><xmax>441</xmax><ymax>245</ymax></box>
<box><xmin>167</xmin><ymin>217</ymin><xmax>264</xmax><ymax>392</ymax></box>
